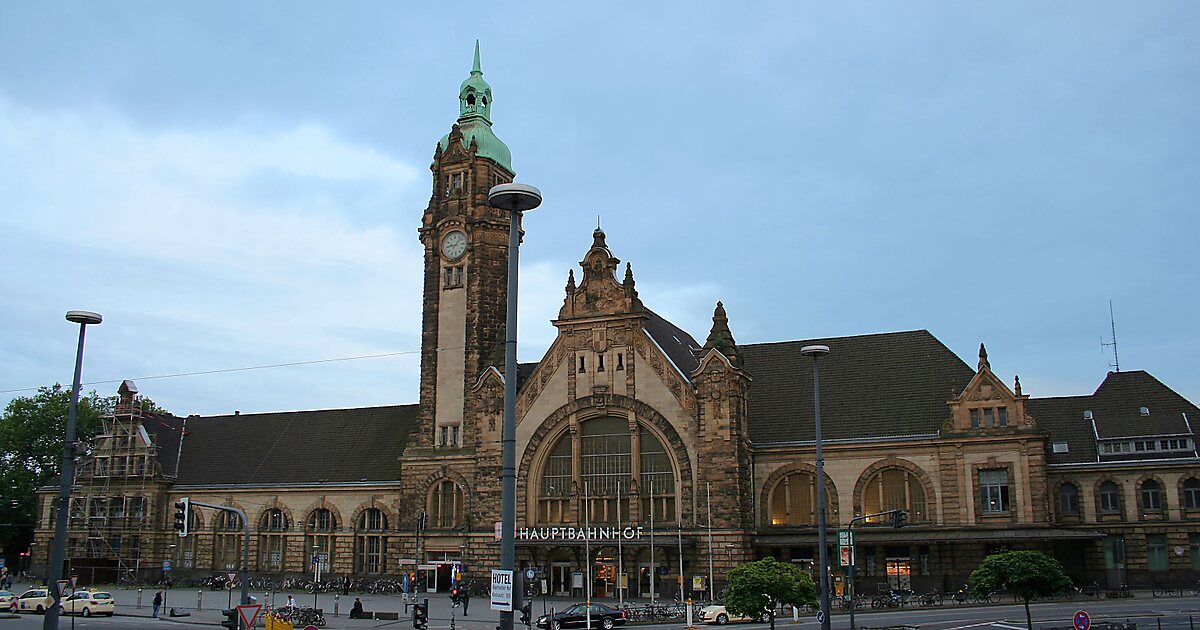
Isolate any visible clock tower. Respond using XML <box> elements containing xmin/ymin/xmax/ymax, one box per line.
<box><xmin>415</xmin><ymin>41</ymin><xmax>515</xmax><ymax>449</ymax></box>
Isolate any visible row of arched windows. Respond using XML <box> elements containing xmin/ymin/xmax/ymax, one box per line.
<box><xmin>1057</xmin><ymin>477</ymin><xmax>1200</xmax><ymax>517</ymax></box>
<box><xmin>767</xmin><ymin>466</ymin><xmax>929</xmax><ymax>527</ymax></box>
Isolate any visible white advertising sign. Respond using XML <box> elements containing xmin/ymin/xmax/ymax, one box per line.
<box><xmin>490</xmin><ymin>570</ymin><xmax>514</xmax><ymax>612</ymax></box>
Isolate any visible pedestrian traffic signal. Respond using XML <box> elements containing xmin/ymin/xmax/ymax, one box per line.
<box><xmin>220</xmin><ymin>608</ymin><xmax>238</xmax><ymax>630</ymax></box>
<box><xmin>413</xmin><ymin>601</ymin><xmax>429</xmax><ymax>630</ymax></box>
<box><xmin>520</xmin><ymin>602</ymin><xmax>532</xmax><ymax>626</ymax></box>
<box><xmin>450</xmin><ymin>586</ymin><xmax>461</xmax><ymax>606</ymax></box>
<box><xmin>892</xmin><ymin>510</ymin><xmax>907</xmax><ymax>528</ymax></box>
<box><xmin>173</xmin><ymin>498</ymin><xmax>190</xmax><ymax>538</ymax></box>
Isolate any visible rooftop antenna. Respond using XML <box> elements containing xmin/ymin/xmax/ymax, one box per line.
<box><xmin>597</xmin><ymin>214</ymin><xmax>601</xmax><ymax>230</ymax></box>
<box><xmin>1101</xmin><ymin>299</ymin><xmax>1120</xmax><ymax>372</ymax></box>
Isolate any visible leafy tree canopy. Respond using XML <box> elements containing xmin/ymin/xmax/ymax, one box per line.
<box><xmin>0</xmin><ymin>384</ymin><xmax>168</xmax><ymax>560</ymax></box>
<box><xmin>725</xmin><ymin>556</ymin><xmax>817</xmax><ymax>630</ymax></box>
<box><xmin>970</xmin><ymin>549</ymin><xmax>1072</xmax><ymax>630</ymax></box>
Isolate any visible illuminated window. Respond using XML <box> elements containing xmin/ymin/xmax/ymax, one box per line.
<box><xmin>862</xmin><ymin>468</ymin><xmax>927</xmax><ymax>523</ymax></box>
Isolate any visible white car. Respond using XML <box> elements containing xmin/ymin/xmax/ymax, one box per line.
<box><xmin>15</xmin><ymin>588</ymin><xmax>54</xmax><ymax>614</ymax></box>
<box><xmin>0</xmin><ymin>590</ymin><xmax>17</xmax><ymax>612</ymax></box>
<box><xmin>61</xmin><ymin>590</ymin><xmax>116</xmax><ymax>617</ymax></box>
<box><xmin>697</xmin><ymin>604</ymin><xmax>770</xmax><ymax>625</ymax></box>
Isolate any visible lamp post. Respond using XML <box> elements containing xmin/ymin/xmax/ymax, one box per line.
<box><xmin>314</xmin><ymin>544</ymin><xmax>322</xmax><ymax>610</ymax></box>
<box><xmin>487</xmin><ymin>182</ymin><xmax>543</xmax><ymax>630</ymax></box>
<box><xmin>800</xmin><ymin>344</ymin><xmax>831</xmax><ymax>630</ymax></box>
<box><xmin>45</xmin><ymin>310</ymin><xmax>103</xmax><ymax>630</ymax></box>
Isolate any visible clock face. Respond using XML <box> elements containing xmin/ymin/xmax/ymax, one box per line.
<box><xmin>441</xmin><ymin>230</ymin><xmax>467</xmax><ymax>260</ymax></box>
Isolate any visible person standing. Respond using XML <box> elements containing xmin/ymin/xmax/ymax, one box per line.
<box><xmin>461</xmin><ymin>586</ymin><xmax>471</xmax><ymax>616</ymax></box>
<box><xmin>152</xmin><ymin>590</ymin><xmax>163</xmax><ymax>620</ymax></box>
<box><xmin>286</xmin><ymin>594</ymin><xmax>295</xmax><ymax>608</ymax></box>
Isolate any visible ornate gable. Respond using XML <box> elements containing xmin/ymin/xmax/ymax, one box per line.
<box><xmin>557</xmin><ymin>228</ymin><xmax>644</xmax><ymax>320</ymax></box>
<box><xmin>946</xmin><ymin>343</ymin><xmax>1036</xmax><ymax>433</ymax></box>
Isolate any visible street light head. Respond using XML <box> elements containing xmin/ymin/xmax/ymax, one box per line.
<box><xmin>65</xmin><ymin>310</ymin><xmax>103</xmax><ymax>325</ymax></box>
<box><xmin>487</xmin><ymin>183</ymin><xmax>542</xmax><ymax>213</ymax></box>
<box><xmin>800</xmin><ymin>344</ymin><xmax>830</xmax><ymax>357</ymax></box>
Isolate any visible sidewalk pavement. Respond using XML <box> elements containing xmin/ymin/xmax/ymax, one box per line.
<box><xmin>6</xmin><ymin>579</ymin><xmax>651</xmax><ymax>628</ymax></box>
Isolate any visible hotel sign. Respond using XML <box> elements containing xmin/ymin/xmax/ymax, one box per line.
<box><xmin>517</xmin><ymin>526</ymin><xmax>644</xmax><ymax>541</ymax></box>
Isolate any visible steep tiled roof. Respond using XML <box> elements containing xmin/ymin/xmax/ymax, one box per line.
<box><xmin>743</xmin><ymin>330</ymin><xmax>974</xmax><ymax>444</ymax></box>
<box><xmin>645</xmin><ymin>309</ymin><xmax>702</xmax><ymax>379</ymax></box>
<box><xmin>141</xmin><ymin>411</ymin><xmax>186</xmax><ymax>476</ymax></box>
<box><xmin>1089</xmin><ymin>370</ymin><xmax>1197</xmax><ymax>439</ymax></box>
<box><xmin>1029</xmin><ymin>371</ymin><xmax>1199</xmax><ymax>466</ymax></box>
<box><xmin>172</xmin><ymin>405</ymin><xmax>417</xmax><ymax>486</ymax></box>
<box><xmin>1027</xmin><ymin>395</ymin><xmax>1098</xmax><ymax>464</ymax></box>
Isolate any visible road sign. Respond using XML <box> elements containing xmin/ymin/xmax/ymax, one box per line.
<box><xmin>304</xmin><ymin>626</ymin><xmax>318</xmax><ymax>630</ymax></box>
<box><xmin>837</xmin><ymin>530</ymin><xmax>854</xmax><ymax>546</ymax></box>
<box><xmin>69</xmin><ymin>576</ymin><xmax>78</xmax><ymax>590</ymax></box>
<box><xmin>311</xmin><ymin>554</ymin><xmax>319</xmax><ymax>566</ymax></box>
<box><xmin>163</xmin><ymin>560</ymin><xmax>172</xmax><ymax>572</ymax></box>
<box><xmin>838</xmin><ymin>544</ymin><xmax>855</xmax><ymax>567</ymax></box>
<box><xmin>495</xmin><ymin>521</ymin><xmax>503</xmax><ymax>541</ymax></box>
<box><xmin>1074</xmin><ymin>610</ymin><xmax>1091</xmax><ymax>630</ymax></box>
<box><xmin>525</xmin><ymin>568</ymin><xmax>535</xmax><ymax>580</ymax></box>
<box><xmin>237</xmin><ymin>603</ymin><xmax>263</xmax><ymax>629</ymax></box>
<box><xmin>226</xmin><ymin>571</ymin><xmax>238</xmax><ymax>583</ymax></box>
<box><xmin>490</xmin><ymin>569</ymin><xmax>514</xmax><ymax>612</ymax></box>
<box><xmin>57</xmin><ymin>580</ymin><xmax>71</xmax><ymax>597</ymax></box>
<box><xmin>816</xmin><ymin>610</ymin><xmax>827</xmax><ymax>625</ymax></box>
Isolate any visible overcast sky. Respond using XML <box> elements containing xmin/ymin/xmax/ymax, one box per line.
<box><xmin>1</xmin><ymin>2</ymin><xmax>1196</xmax><ymax>416</ymax></box>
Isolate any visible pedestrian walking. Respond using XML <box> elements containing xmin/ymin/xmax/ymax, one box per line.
<box><xmin>152</xmin><ymin>590</ymin><xmax>163</xmax><ymax>620</ymax></box>
<box><xmin>286</xmin><ymin>594</ymin><xmax>295</xmax><ymax>608</ymax></box>
<box><xmin>462</xmin><ymin>587</ymin><xmax>471</xmax><ymax>616</ymax></box>
<box><xmin>342</xmin><ymin>575</ymin><xmax>350</xmax><ymax>596</ymax></box>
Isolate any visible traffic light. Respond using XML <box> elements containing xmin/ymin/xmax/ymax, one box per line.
<box><xmin>450</xmin><ymin>586</ymin><xmax>461</xmax><ymax>606</ymax></box>
<box><xmin>520</xmin><ymin>602</ymin><xmax>532</xmax><ymax>626</ymax></box>
<box><xmin>413</xmin><ymin>601</ymin><xmax>428</xmax><ymax>630</ymax></box>
<box><xmin>220</xmin><ymin>608</ymin><xmax>238</xmax><ymax>630</ymax></box>
<box><xmin>173</xmin><ymin>498</ymin><xmax>190</xmax><ymax>538</ymax></box>
<box><xmin>892</xmin><ymin>510</ymin><xmax>907</xmax><ymax>528</ymax></box>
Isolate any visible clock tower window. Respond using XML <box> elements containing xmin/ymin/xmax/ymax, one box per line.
<box><xmin>443</xmin><ymin>265</ymin><xmax>463</xmax><ymax>289</ymax></box>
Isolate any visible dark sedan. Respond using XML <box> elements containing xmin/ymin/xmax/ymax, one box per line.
<box><xmin>536</xmin><ymin>603</ymin><xmax>627</xmax><ymax>630</ymax></box>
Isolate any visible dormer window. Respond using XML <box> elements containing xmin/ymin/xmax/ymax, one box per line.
<box><xmin>1140</xmin><ymin>406</ymin><xmax>1151</xmax><ymax>416</ymax></box>
<box><xmin>998</xmin><ymin>407</ymin><xmax>1008</xmax><ymax>427</ymax></box>
<box><xmin>984</xmin><ymin>408</ymin><xmax>995</xmax><ymax>428</ymax></box>
<box><xmin>970</xmin><ymin>409</ymin><xmax>980</xmax><ymax>428</ymax></box>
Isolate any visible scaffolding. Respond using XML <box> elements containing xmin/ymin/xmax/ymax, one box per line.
<box><xmin>68</xmin><ymin>380</ymin><xmax>161</xmax><ymax>583</ymax></box>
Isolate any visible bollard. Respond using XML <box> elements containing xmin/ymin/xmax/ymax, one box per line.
<box><xmin>1190</xmin><ymin>615</ymin><xmax>1194</xmax><ymax>630</ymax></box>
<box><xmin>198</xmin><ymin>590</ymin><xmax>203</xmax><ymax>611</ymax></box>
<box><xmin>137</xmin><ymin>587</ymin><xmax>143</xmax><ymax>609</ymax></box>
<box><xmin>1158</xmin><ymin>618</ymin><xmax>1163</xmax><ymax>630</ymax></box>
<box><xmin>686</xmin><ymin>598</ymin><xmax>695</xmax><ymax>629</ymax></box>
<box><xmin>792</xmin><ymin>604</ymin><xmax>799</xmax><ymax>623</ymax></box>
<box><xmin>334</xmin><ymin>594</ymin><xmax>340</xmax><ymax>617</ymax></box>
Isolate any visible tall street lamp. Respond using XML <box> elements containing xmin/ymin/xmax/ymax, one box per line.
<box><xmin>487</xmin><ymin>182</ymin><xmax>543</xmax><ymax>630</ymax></box>
<box><xmin>800</xmin><ymin>344</ymin><xmax>831</xmax><ymax>630</ymax></box>
<box><xmin>45</xmin><ymin>310</ymin><xmax>103</xmax><ymax>630</ymax></box>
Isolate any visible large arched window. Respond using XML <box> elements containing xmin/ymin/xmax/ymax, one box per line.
<box><xmin>537</xmin><ymin>417</ymin><xmax>678</xmax><ymax>525</ymax></box>
<box><xmin>769</xmin><ymin>472</ymin><xmax>825</xmax><ymax>526</ymax></box>
<box><xmin>1184</xmin><ymin>478</ymin><xmax>1200</xmax><ymax>510</ymax></box>
<box><xmin>355</xmin><ymin>508</ymin><xmax>388</xmax><ymax>574</ymax></box>
<box><xmin>1098</xmin><ymin>481</ymin><xmax>1121</xmax><ymax>513</ymax></box>
<box><xmin>861</xmin><ymin>468</ymin><xmax>927</xmax><ymax>523</ymax></box>
<box><xmin>214</xmin><ymin>511</ymin><xmax>243</xmax><ymax>571</ymax></box>
<box><xmin>431</xmin><ymin>480</ymin><xmax>465</xmax><ymax>529</ymax></box>
<box><xmin>306</xmin><ymin>509</ymin><xmax>336</xmax><ymax>574</ymax></box>
<box><xmin>258</xmin><ymin>509</ymin><xmax>288</xmax><ymax>572</ymax></box>
<box><xmin>1058</xmin><ymin>483</ymin><xmax>1080</xmax><ymax>515</ymax></box>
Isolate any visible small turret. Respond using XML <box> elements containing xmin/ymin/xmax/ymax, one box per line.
<box><xmin>702</xmin><ymin>301</ymin><xmax>740</xmax><ymax>366</ymax></box>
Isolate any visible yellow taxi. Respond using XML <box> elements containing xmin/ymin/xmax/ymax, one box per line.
<box><xmin>61</xmin><ymin>590</ymin><xmax>116</xmax><ymax>617</ymax></box>
<box><xmin>0</xmin><ymin>590</ymin><xmax>17</xmax><ymax>612</ymax></box>
<box><xmin>15</xmin><ymin>588</ymin><xmax>54</xmax><ymax>614</ymax></box>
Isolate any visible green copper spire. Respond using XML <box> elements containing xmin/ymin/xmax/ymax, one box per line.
<box><xmin>438</xmin><ymin>40</ymin><xmax>512</xmax><ymax>172</ymax></box>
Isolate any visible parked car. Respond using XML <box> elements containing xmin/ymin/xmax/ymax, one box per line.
<box><xmin>536</xmin><ymin>603</ymin><xmax>627</xmax><ymax>630</ymax></box>
<box><xmin>15</xmin><ymin>588</ymin><xmax>54</xmax><ymax>614</ymax></box>
<box><xmin>0</xmin><ymin>590</ymin><xmax>17</xmax><ymax>612</ymax></box>
<box><xmin>61</xmin><ymin>590</ymin><xmax>116</xmax><ymax>617</ymax></box>
<box><xmin>697</xmin><ymin>604</ymin><xmax>771</xmax><ymax>625</ymax></box>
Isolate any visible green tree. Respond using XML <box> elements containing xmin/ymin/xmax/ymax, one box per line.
<box><xmin>0</xmin><ymin>385</ymin><xmax>167</xmax><ymax>568</ymax></box>
<box><xmin>970</xmin><ymin>550</ymin><xmax>1072</xmax><ymax>630</ymax></box>
<box><xmin>725</xmin><ymin>556</ymin><xmax>818</xmax><ymax>630</ymax></box>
